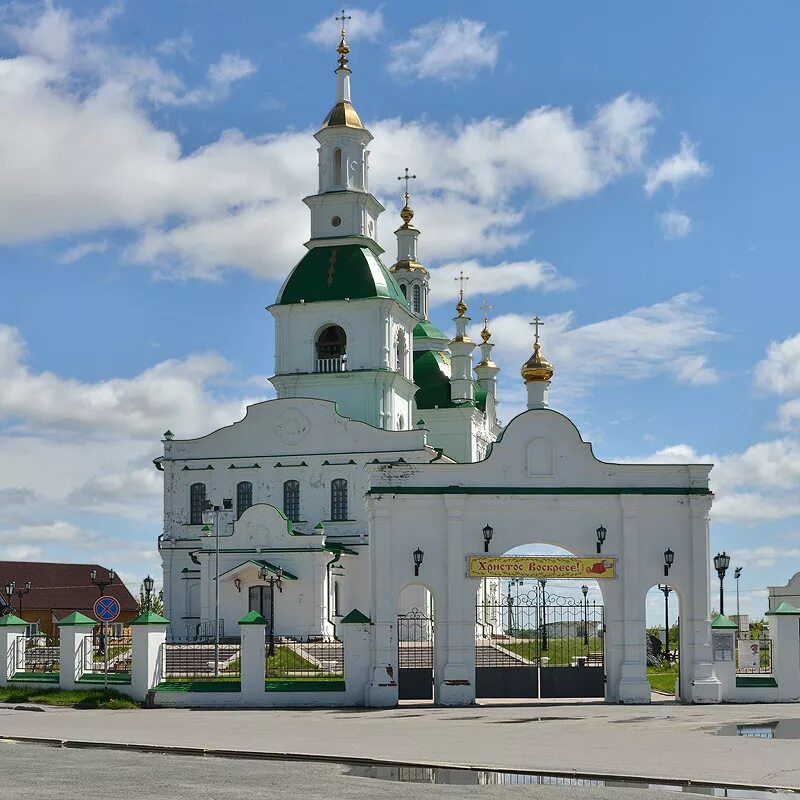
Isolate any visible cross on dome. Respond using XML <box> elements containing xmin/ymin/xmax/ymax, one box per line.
<box><xmin>335</xmin><ymin>9</ymin><xmax>352</xmax><ymax>70</ymax></box>
<box><xmin>397</xmin><ymin>168</ymin><xmax>417</xmax><ymax>225</ymax></box>
<box><xmin>480</xmin><ymin>299</ymin><xmax>493</xmax><ymax>342</ymax></box>
<box><xmin>455</xmin><ymin>270</ymin><xmax>469</xmax><ymax>316</ymax></box>
<box><xmin>530</xmin><ymin>315</ymin><xmax>544</xmax><ymax>345</ymax></box>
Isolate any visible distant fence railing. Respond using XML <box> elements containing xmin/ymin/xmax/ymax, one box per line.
<box><xmin>90</xmin><ymin>628</ymin><xmax>132</xmax><ymax>673</ymax></box>
<box><xmin>265</xmin><ymin>636</ymin><xmax>344</xmax><ymax>680</ymax></box>
<box><xmin>19</xmin><ymin>633</ymin><xmax>59</xmax><ymax>673</ymax></box>
<box><xmin>736</xmin><ymin>636</ymin><xmax>773</xmax><ymax>674</ymax></box>
<box><xmin>162</xmin><ymin>640</ymin><xmax>241</xmax><ymax>681</ymax></box>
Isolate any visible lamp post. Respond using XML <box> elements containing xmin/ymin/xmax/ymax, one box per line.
<box><xmin>663</xmin><ymin>548</ymin><xmax>674</xmax><ymax>577</ymax></box>
<box><xmin>259</xmin><ymin>566</ymin><xmax>284</xmax><ymax>658</ymax></box>
<box><xmin>713</xmin><ymin>551</ymin><xmax>730</xmax><ymax>616</ymax></box>
<box><xmin>482</xmin><ymin>524</ymin><xmax>494</xmax><ymax>553</ymax></box>
<box><xmin>596</xmin><ymin>525</ymin><xmax>607</xmax><ymax>554</ymax></box>
<box><xmin>90</xmin><ymin>568</ymin><xmax>115</xmax><ymax>596</ymax></box>
<box><xmin>506</xmin><ymin>587</ymin><xmax>515</xmax><ymax>636</ymax></box>
<box><xmin>143</xmin><ymin>575</ymin><xmax>155</xmax><ymax>612</ymax></box>
<box><xmin>734</xmin><ymin>566</ymin><xmax>742</xmax><ymax>634</ymax></box>
<box><xmin>202</xmin><ymin>497</ymin><xmax>233</xmax><ymax>678</ymax></box>
<box><xmin>581</xmin><ymin>584</ymin><xmax>589</xmax><ymax>646</ymax></box>
<box><xmin>539</xmin><ymin>578</ymin><xmax>548</xmax><ymax>652</ymax></box>
<box><xmin>3</xmin><ymin>581</ymin><xmax>15</xmax><ymax>616</ymax></box>
<box><xmin>413</xmin><ymin>547</ymin><xmax>424</xmax><ymax>577</ymax></box>
<box><xmin>658</xmin><ymin>584</ymin><xmax>672</xmax><ymax>661</ymax></box>
<box><xmin>15</xmin><ymin>581</ymin><xmax>31</xmax><ymax>620</ymax></box>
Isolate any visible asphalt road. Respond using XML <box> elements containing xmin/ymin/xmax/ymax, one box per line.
<box><xmin>0</xmin><ymin>741</ymin><xmax>751</xmax><ymax>800</ymax></box>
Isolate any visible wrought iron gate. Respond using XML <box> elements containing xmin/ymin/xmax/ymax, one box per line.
<box><xmin>397</xmin><ymin>608</ymin><xmax>433</xmax><ymax>700</ymax></box>
<box><xmin>476</xmin><ymin>585</ymin><xmax>604</xmax><ymax>699</ymax></box>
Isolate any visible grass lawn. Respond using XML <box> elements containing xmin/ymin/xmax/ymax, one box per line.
<box><xmin>648</xmin><ymin>662</ymin><xmax>679</xmax><ymax>694</ymax></box>
<box><xmin>0</xmin><ymin>686</ymin><xmax>139</xmax><ymax>709</ymax></box>
<box><xmin>500</xmin><ymin>637</ymin><xmax>603</xmax><ymax>666</ymax></box>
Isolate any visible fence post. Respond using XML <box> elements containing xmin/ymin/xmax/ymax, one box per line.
<box><xmin>339</xmin><ymin>609</ymin><xmax>372</xmax><ymax>706</ymax></box>
<box><xmin>239</xmin><ymin>611</ymin><xmax>266</xmax><ymax>701</ymax></box>
<box><xmin>58</xmin><ymin>612</ymin><xmax>96</xmax><ymax>690</ymax></box>
<box><xmin>0</xmin><ymin>615</ymin><xmax>27</xmax><ymax>686</ymax></box>
<box><xmin>710</xmin><ymin>614</ymin><xmax>737</xmax><ymax>700</ymax></box>
<box><xmin>766</xmin><ymin>602</ymin><xmax>800</xmax><ymax>701</ymax></box>
<box><xmin>130</xmin><ymin>611</ymin><xmax>170</xmax><ymax>700</ymax></box>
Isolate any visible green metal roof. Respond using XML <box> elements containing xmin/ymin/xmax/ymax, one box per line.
<box><xmin>766</xmin><ymin>601</ymin><xmax>800</xmax><ymax>616</ymax></box>
<box><xmin>710</xmin><ymin>613</ymin><xmax>738</xmax><ymax>629</ymax></box>
<box><xmin>340</xmin><ymin>608</ymin><xmax>371</xmax><ymax>624</ymax></box>
<box><xmin>0</xmin><ymin>613</ymin><xmax>27</xmax><ymax>627</ymax></box>
<box><xmin>129</xmin><ymin>611</ymin><xmax>170</xmax><ymax>625</ymax></box>
<box><xmin>276</xmin><ymin>244</ymin><xmax>408</xmax><ymax>306</ymax></box>
<box><xmin>239</xmin><ymin>610</ymin><xmax>268</xmax><ymax>625</ymax></box>
<box><xmin>412</xmin><ymin>349</ymin><xmax>484</xmax><ymax>412</ymax></box>
<box><xmin>413</xmin><ymin>320</ymin><xmax>447</xmax><ymax>340</ymax></box>
<box><xmin>57</xmin><ymin>611</ymin><xmax>96</xmax><ymax>626</ymax></box>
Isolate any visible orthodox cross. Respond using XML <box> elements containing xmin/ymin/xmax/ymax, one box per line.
<box><xmin>530</xmin><ymin>315</ymin><xmax>544</xmax><ymax>345</ymax></box>
<box><xmin>480</xmin><ymin>299</ymin><xmax>492</xmax><ymax>328</ymax></box>
<box><xmin>455</xmin><ymin>270</ymin><xmax>469</xmax><ymax>302</ymax></box>
<box><xmin>397</xmin><ymin>168</ymin><xmax>416</xmax><ymax>204</ymax></box>
<box><xmin>336</xmin><ymin>9</ymin><xmax>351</xmax><ymax>34</ymax></box>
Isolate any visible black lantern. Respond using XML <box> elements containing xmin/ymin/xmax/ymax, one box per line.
<box><xmin>482</xmin><ymin>524</ymin><xmax>494</xmax><ymax>553</ymax></box>
<box><xmin>413</xmin><ymin>547</ymin><xmax>424</xmax><ymax>576</ymax></box>
<box><xmin>714</xmin><ymin>551</ymin><xmax>731</xmax><ymax>615</ymax></box>
<box><xmin>581</xmin><ymin>584</ymin><xmax>589</xmax><ymax>645</ymax></box>
<box><xmin>596</xmin><ymin>525</ymin><xmax>607</xmax><ymax>554</ymax></box>
<box><xmin>90</xmin><ymin>568</ymin><xmax>115</xmax><ymax>596</ymax></box>
<box><xmin>3</xmin><ymin>581</ymin><xmax>14</xmax><ymax>614</ymax></box>
<box><xmin>222</xmin><ymin>498</ymin><xmax>233</xmax><ymax>510</ymax></box>
<box><xmin>663</xmin><ymin>548</ymin><xmax>674</xmax><ymax>577</ymax></box>
<box><xmin>581</xmin><ymin>584</ymin><xmax>589</xmax><ymax>599</ymax></box>
<box><xmin>143</xmin><ymin>575</ymin><xmax>155</xmax><ymax>611</ymax></box>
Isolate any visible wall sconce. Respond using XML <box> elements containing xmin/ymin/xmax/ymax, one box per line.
<box><xmin>413</xmin><ymin>547</ymin><xmax>424</xmax><ymax>576</ymax></box>
<box><xmin>234</xmin><ymin>578</ymin><xmax>241</xmax><ymax>593</ymax></box>
<box><xmin>482</xmin><ymin>524</ymin><xmax>494</xmax><ymax>553</ymax></box>
<box><xmin>664</xmin><ymin>548</ymin><xmax>675</xmax><ymax>577</ymax></box>
<box><xmin>596</xmin><ymin>525</ymin><xmax>607</xmax><ymax>554</ymax></box>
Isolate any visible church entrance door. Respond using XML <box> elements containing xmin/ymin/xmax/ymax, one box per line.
<box><xmin>475</xmin><ymin>584</ymin><xmax>605</xmax><ymax>700</ymax></box>
<box><xmin>397</xmin><ymin>608</ymin><xmax>434</xmax><ymax>700</ymax></box>
<box><xmin>249</xmin><ymin>585</ymin><xmax>273</xmax><ymax>619</ymax></box>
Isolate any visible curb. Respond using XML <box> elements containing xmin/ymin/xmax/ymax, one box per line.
<box><xmin>1</xmin><ymin>734</ymin><xmax>799</xmax><ymax>793</ymax></box>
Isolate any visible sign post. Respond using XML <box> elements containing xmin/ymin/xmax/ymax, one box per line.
<box><xmin>93</xmin><ymin>595</ymin><xmax>121</xmax><ymax>689</ymax></box>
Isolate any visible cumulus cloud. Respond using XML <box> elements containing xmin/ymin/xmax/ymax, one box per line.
<box><xmin>658</xmin><ymin>210</ymin><xmax>692</xmax><ymax>240</ymax></box>
<box><xmin>388</xmin><ymin>19</ymin><xmax>501</xmax><ymax>82</ymax></box>
<box><xmin>753</xmin><ymin>333</ymin><xmax>800</xmax><ymax>431</ymax></box>
<box><xmin>57</xmin><ymin>239</ymin><xmax>108</xmax><ymax>264</ymax></box>
<box><xmin>305</xmin><ymin>8</ymin><xmax>384</xmax><ymax>45</ymax></box>
<box><xmin>645</xmin><ymin>135</ymin><xmax>710</xmax><ymax>195</ymax></box>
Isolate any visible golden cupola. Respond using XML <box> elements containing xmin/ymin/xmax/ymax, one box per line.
<box><xmin>521</xmin><ymin>317</ymin><xmax>554</xmax><ymax>383</ymax></box>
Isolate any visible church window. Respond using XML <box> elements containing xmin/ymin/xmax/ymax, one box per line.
<box><xmin>237</xmin><ymin>481</ymin><xmax>253</xmax><ymax>519</ymax></box>
<box><xmin>316</xmin><ymin>325</ymin><xmax>347</xmax><ymax>373</ymax></box>
<box><xmin>400</xmin><ymin>284</ymin><xmax>407</xmax><ymax>298</ymax></box>
<box><xmin>331</xmin><ymin>215</ymin><xmax>342</xmax><ymax>227</ymax></box>
<box><xmin>189</xmin><ymin>483</ymin><xmax>206</xmax><ymax>525</ymax></box>
<box><xmin>333</xmin><ymin>581</ymin><xmax>340</xmax><ymax>616</ymax></box>
<box><xmin>283</xmin><ymin>480</ymin><xmax>300</xmax><ymax>522</ymax></box>
<box><xmin>412</xmin><ymin>285</ymin><xmax>421</xmax><ymax>314</ymax></box>
<box><xmin>331</xmin><ymin>479</ymin><xmax>348</xmax><ymax>521</ymax></box>
<box><xmin>333</xmin><ymin>148</ymin><xmax>342</xmax><ymax>185</ymax></box>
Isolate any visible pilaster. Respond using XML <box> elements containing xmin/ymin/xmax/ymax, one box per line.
<box><xmin>129</xmin><ymin>611</ymin><xmax>169</xmax><ymax>700</ymax></box>
<box><xmin>0</xmin><ymin>616</ymin><xmax>27</xmax><ymax>686</ymax></box>
<box><xmin>57</xmin><ymin>613</ymin><xmax>96</xmax><ymax>690</ymax></box>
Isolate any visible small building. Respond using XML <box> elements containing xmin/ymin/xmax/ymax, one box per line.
<box><xmin>0</xmin><ymin>561</ymin><xmax>138</xmax><ymax>638</ymax></box>
<box><xmin>769</xmin><ymin>571</ymin><xmax>800</xmax><ymax>612</ymax></box>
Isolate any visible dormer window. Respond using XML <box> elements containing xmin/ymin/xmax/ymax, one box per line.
<box><xmin>316</xmin><ymin>325</ymin><xmax>347</xmax><ymax>373</ymax></box>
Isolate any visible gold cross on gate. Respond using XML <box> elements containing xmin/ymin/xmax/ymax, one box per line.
<box><xmin>336</xmin><ymin>9</ymin><xmax>351</xmax><ymax>34</ymax></box>
<box><xmin>530</xmin><ymin>315</ymin><xmax>544</xmax><ymax>345</ymax></box>
<box><xmin>397</xmin><ymin>168</ymin><xmax>416</xmax><ymax>204</ymax></box>
<box><xmin>455</xmin><ymin>270</ymin><xmax>469</xmax><ymax>303</ymax></box>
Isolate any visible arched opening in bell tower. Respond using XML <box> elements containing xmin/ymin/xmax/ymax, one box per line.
<box><xmin>315</xmin><ymin>325</ymin><xmax>347</xmax><ymax>373</ymax></box>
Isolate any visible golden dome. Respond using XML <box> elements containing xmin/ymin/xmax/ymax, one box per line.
<box><xmin>521</xmin><ymin>343</ymin><xmax>554</xmax><ymax>383</ymax></box>
<box><xmin>400</xmin><ymin>203</ymin><xmax>414</xmax><ymax>224</ymax></box>
<box><xmin>481</xmin><ymin>325</ymin><xmax>491</xmax><ymax>343</ymax></box>
<box><xmin>321</xmin><ymin>100</ymin><xmax>364</xmax><ymax>129</ymax></box>
<box><xmin>456</xmin><ymin>298</ymin><xmax>467</xmax><ymax>317</ymax></box>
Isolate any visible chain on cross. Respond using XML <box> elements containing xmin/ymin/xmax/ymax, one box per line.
<box><xmin>455</xmin><ymin>270</ymin><xmax>469</xmax><ymax>303</ymax></box>
<box><xmin>336</xmin><ymin>9</ymin><xmax>351</xmax><ymax>35</ymax></box>
<box><xmin>530</xmin><ymin>315</ymin><xmax>544</xmax><ymax>345</ymax></box>
<box><xmin>397</xmin><ymin>168</ymin><xmax>416</xmax><ymax>204</ymax></box>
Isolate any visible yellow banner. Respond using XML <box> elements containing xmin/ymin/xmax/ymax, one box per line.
<box><xmin>467</xmin><ymin>555</ymin><xmax>617</xmax><ymax>580</ymax></box>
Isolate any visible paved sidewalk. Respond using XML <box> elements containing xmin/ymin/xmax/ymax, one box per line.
<box><xmin>0</xmin><ymin>702</ymin><xmax>799</xmax><ymax>788</ymax></box>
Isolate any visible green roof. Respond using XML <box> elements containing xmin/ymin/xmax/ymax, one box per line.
<box><xmin>710</xmin><ymin>614</ymin><xmax>738</xmax><ymax>629</ymax></box>
<box><xmin>340</xmin><ymin>608</ymin><xmax>371</xmax><ymax>624</ymax></box>
<box><xmin>276</xmin><ymin>244</ymin><xmax>408</xmax><ymax>306</ymax></box>
<box><xmin>129</xmin><ymin>611</ymin><xmax>170</xmax><ymax>625</ymax></box>
<box><xmin>412</xmin><ymin>349</ymin><xmax>484</xmax><ymax>412</ymax></box>
<box><xmin>413</xmin><ymin>320</ymin><xmax>447</xmax><ymax>340</ymax></box>
<box><xmin>0</xmin><ymin>613</ymin><xmax>27</xmax><ymax>627</ymax></box>
<box><xmin>57</xmin><ymin>611</ymin><xmax>96</xmax><ymax>626</ymax></box>
<box><xmin>766</xmin><ymin>601</ymin><xmax>800</xmax><ymax>616</ymax></box>
<box><xmin>239</xmin><ymin>610</ymin><xmax>268</xmax><ymax>625</ymax></box>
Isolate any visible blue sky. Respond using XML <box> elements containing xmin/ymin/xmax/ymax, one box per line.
<box><xmin>1</xmin><ymin>1</ymin><xmax>799</xmax><ymax>623</ymax></box>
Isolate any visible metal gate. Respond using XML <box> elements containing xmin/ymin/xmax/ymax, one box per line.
<box><xmin>476</xmin><ymin>585</ymin><xmax>604</xmax><ymax>699</ymax></box>
<box><xmin>397</xmin><ymin>608</ymin><xmax>434</xmax><ymax>700</ymax></box>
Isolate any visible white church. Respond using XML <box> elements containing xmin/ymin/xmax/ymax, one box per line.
<box><xmin>158</xmin><ymin>26</ymin><xmax>722</xmax><ymax>705</ymax></box>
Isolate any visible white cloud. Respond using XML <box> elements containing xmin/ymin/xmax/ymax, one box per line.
<box><xmin>67</xmin><ymin>465</ymin><xmax>161</xmax><ymax>519</ymax></box>
<box><xmin>755</xmin><ymin>333</ymin><xmax>800</xmax><ymax>396</ymax></box>
<box><xmin>155</xmin><ymin>32</ymin><xmax>193</xmax><ymax>60</ymax></box>
<box><xmin>658</xmin><ymin>210</ymin><xmax>692</xmax><ymax>240</ymax></box>
<box><xmin>388</xmin><ymin>19</ymin><xmax>501</xmax><ymax>82</ymax></box>
<box><xmin>305</xmin><ymin>8</ymin><xmax>384</xmax><ymax>45</ymax></box>
<box><xmin>428</xmin><ymin>260</ymin><xmax>574</xmax><ymax>305</ymax></box>
<box><xmin>645</xmin><ymin>135</ymin><xmax>710</xmax><ymax>195</ymax></box>
<box><xmin>0</xmin><ymin>520</ymin><xmax>83</xmax><ymax>545</ymax></box>
<box><xmin>729</xmin><ymin>545</ymin><xmax>800</xmax><ymax>568</ymax></box>
<box><xmin>57</xmin><ymin>239</ymin><xmax>108</xmax><ymax>264</ymax></box>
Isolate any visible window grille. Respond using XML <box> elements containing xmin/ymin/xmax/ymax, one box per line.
<box><xmin>331</xmin><ymin>478</ymin><xmax>348</xmax><ymax>521</ymax></box>
<box><xmin>189</xmin><ymin>483</ymin><xmax>206</xmax><ymax>525</ymax></box>
<box><xmin>413</xmin><ymin>285</ymin><xmax>421</xmax><ymax>313</ymax></box>
<box><xmin>283</xmin><ymin>480</ymin><xmax>300</xmax><ymax>522</ymax></box>
<box><xmin>237</xmin><ymin>481</ymin><xmax>253</xmax><ymax>519</ymax></box>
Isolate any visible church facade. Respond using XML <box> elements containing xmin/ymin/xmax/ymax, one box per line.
<box><xmin>158</xmin><ymin>27</ymin><xmax>722</xmax><ymax>705</ymax></box>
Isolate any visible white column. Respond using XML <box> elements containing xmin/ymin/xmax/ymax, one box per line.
<box><xmin>240</xmin><ymin>618</ymin><xmax>267</xmax><ymax>701</ymax></box>
<box><xmin>449</xmin><ymin>314</ymin><xmax>476</xmax><ymax>402</ymax></box>
<box><xmin>0</xmin><ymin>618</ymin><xmax>27</xmax><ymax>685</ymax></box>
<box><xmin>768</xmin><ymin>607</ymin><xmax>800</xmax><ymax>701</ymax></box>
<box><xmin>339</xmin><ymin>620</ymin><xmax>371</xmax><ymax>706</ymax></box>
<box><xmin>130</xmin><ymin>616</ymin><xmax>168</xmax><ymax>700</ymax></box>
<box><xmin>710</xmin><ymin>624</ymin><xmax>736</xmax><ymax>700</ymax></box>
<box><xmin>526</xmin><ymin>380</ymin><xmax>550</xmax><ymax>409</ymax></box>
<box><xmin>59</xmin><ymin>619</ymin><xmax>95</xmax><ymax>690</ymax></box>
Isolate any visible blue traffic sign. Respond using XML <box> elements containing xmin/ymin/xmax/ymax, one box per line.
<box><xmin>94</xmin><ymin>595</ymin><xmax>120</xmax><ymax>622</ymax></box>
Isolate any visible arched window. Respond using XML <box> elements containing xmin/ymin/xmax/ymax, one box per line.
<box><xmin>331</xmin><ymin>478</ymin><xmax>348</xmax><ymax>521</ymax></box>
<box><xmin>333</xmin><ymin>148</ymin><xmax>342</xmax><ymax>185</ymax></box>
<box><xmin>395</xmin><ymin>329</ymin><xmax>407</xmax><ymax>375</ymax></box>
<box><xmin>189</xmin><ymin>483</ymin><xmax>206</xmax><ymax>525</ymax></box>
<box><xmin>283</xmin><ymin>480</ymin><xmax>300</xmax><ymax>522</ymax></box>
<box><xmin>400</xmin><ymin>284</ymin><xmax>407</xmax><ymax>298</ymax></box>
<box><xmin>316</xmin><ymin>325</ymin><xmax>347</xmax><ymax>373</ymax></box>
<box><xmin>237</xmin><ymin>481</ymin><xmax>253</xmax><ymax>519</ymax></box>
<box><xmin>333</xmin><ymin>581</ymin><xmax>340</xmax><ymax>616</ymax></box>
<box><xmin>412</xmin><ymin>285</ymin><xmax>421</xmax><ymax>314</ymax></box>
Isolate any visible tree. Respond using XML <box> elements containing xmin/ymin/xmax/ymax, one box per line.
<box><xmin>138</xmin><ymin>582</ymin><xmax>164</xmax><ymax>615</ymax></box>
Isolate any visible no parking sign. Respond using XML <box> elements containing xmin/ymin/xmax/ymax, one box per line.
<box><xmin>94</xmin><ymin>595</ymin><xmax>120</xmax><ymax>623</ymax></box>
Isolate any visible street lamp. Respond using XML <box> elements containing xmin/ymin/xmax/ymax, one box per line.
<box><xmin>201</xmin><ymin>497</ymin><xmax>233</xmax><ymax>678</ymax></box>
<box><xmin>259</xmin><ymin>565</ymin><xmax>284</xmax><ymax>658</ymax></box>
<box><xmin>482</xmin><ymin>524</ymin><xmax>494</xmax><ymax>553</ymax></box>
<box><xmin>596</xmin><ymin>525</ymin><xmax>607</xmax><ymax>554</ymax></box>
<box><xmin>506</xmin><ymin>587</ymin><xmax>515</xmax><ymax>636</ymax></box>
<box><xmin>14</xmin><ymin>581</ymin><xmax>31</xmax><ymax>620</ymax></box>
<box><xmin>714</xmin><ymin>551</ymin><xmax>731</xmax><ymax>616</ymax></box>
<box><xmin>143</xmin><ymin>575</ymin><xmax>155</xmax><ymax>612</ymax></box>
<box><xmin>3</xmin><ymin>581</ymin><xmax>14</xmax><ymax>616</ymax></box>
<box><xmin>663</xmin><ymin>548</ymin><xmax>674</xmax><ymax>577</ymax></box>
<box><xmin>539</xmin><ymin>578</ymin><xmax>548</xmax><ymax>652</ymax></box>
<box><xmin>734</xmin><ymin>566</ymin><xmax>743</xmax><ymax>633</ymax></box>
<box><xmin>581</xmin><ymin>584</ymin><xmax>589</xmax><ymax>646</ymax></box>
<box><xmin>413</xmin><ymin>547</ymin><xmax>424</xmax><ymax>576</ymax></box>
<box><xmin>90</xmin><ymin>568</ymin><xmax>115</xmax><ymax>596</ymax></box>
<box><xmin>658</xmin><ymin>584</ymin><xmax>672</xmax><ymax>661</ymax></box>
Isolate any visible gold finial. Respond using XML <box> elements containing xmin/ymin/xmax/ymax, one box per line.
<box><xmin>521</xmin><ymin>315</ymin><xmax>554</xmax><ymax>383</ymax></box>
<box><xmin>397</xmin><ymin>168</ymin><xmax>416</xmax><ymax>224</ymax></box>
<box><xmin>336</xmin><ymin>9</ymin><xmax>352</xmax><ymax>70</ymax></box>
<box><xmin>480</xmin><ymin>299</ymin><xmax>492</xmax><ymax>342</ymax></box>
<box><xmin>455</xmin><ymin>270</ymin><xmax>469</xmax><ymax>316</ymax></box>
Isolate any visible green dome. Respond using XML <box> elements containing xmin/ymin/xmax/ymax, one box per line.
<box><xmin>413</xmin><ymin>320</ymin><xmax>447</xmax><ymax>340</ymax></box>
<box><xmin>277</xmin><ymin>244</ymin><xmax>408</xmax><ymax>307</ymax></box>
<box><xmin>413</xmin><ymin>350</ymin><xmax>486</xmax><ymax>413</ymax></box>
